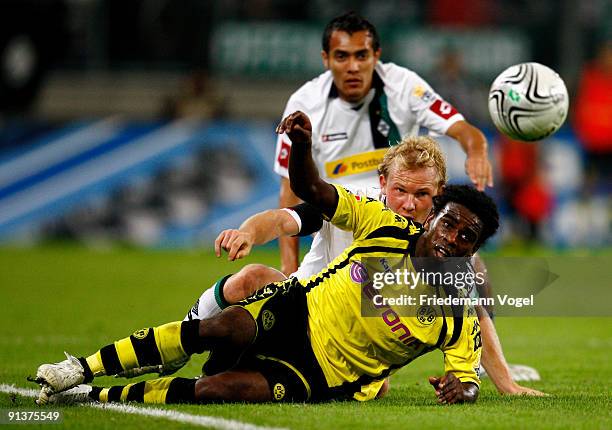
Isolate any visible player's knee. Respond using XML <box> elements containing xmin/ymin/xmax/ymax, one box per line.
<box><xmin>225</xmin><ymin>264</ymin><xmax>285</xmax><ymax>303</ymax></box>
<box><xmin>194</xmin><ymin>373</ymin><xmax>271</xmax><ymax>403</ymax></box>
<box><xmin>199</xmin><ymin>307</ymin><xmax>256</xmax><ymax>347</ymax></box>
<box><xmin>195</xmin><ymin>375</ymin><xmax>234</xmax><ymax>402</ymax></box>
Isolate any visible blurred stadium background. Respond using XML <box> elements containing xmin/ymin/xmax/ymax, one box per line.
<box><xmin>0</xmin><ymin>0</ymin><xmax>609</xmax><ymax>250</ymax></box>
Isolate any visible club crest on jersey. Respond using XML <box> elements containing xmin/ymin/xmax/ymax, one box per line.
<box><xmin>273</xmin><ymin>383</ymin><xmax>286</xmax><ymax>400</ymax></box>
<box><xmin>377</xmin><ymin>119</ymin><xmax>390</xmax><ymax>137</ymax></box>
<box><xmin>262</xmin><ymin>310</ymin><xmax>275</xmax><ymax>331</ymax></box>
<box><xmin>322</xmin><ymin>132</ymin><xmax>348</xmax><ymax>142</ymax></box>
<box><xmin>132</xmin><ymin>328</ymin><xmax>150</xmax><ymax>340</ymax></box>
<box><xmin>350</xmin><ymin>261</ymin><xmax>369</xmax><ymax>283</ymax></box>
<box><xmin>417</xmin><ymin>306</ymin><xmax>436</xmax><ymax>325</ymax></box>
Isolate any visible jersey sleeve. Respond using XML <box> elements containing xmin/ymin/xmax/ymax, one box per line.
<box><xmin>329</xmin><ymin>184</ymin><xmax>407</xmax><ymax>241</ymax></box>
<box><xmin>442</xmin><ymin>316</ymin><xmax>482</xmax><ymax>386</ymax></box>
<box><xmin>286</xmin><ymin>203</ymin><xmax>324</xmax><ymax>237</ymax></box>
<box><xmin>273</xmin><ymin>96</ymin><xmax>304</xmax><ymax>178</ymax></box>
<box><xmin>353</xmin><ymin>379</ymin><xmax>386</xmax><ymax>402</ymax></box>
<box><xmin>408</xmin><ymin>73</ymin><xmax>465</xmax><ymax>135</ymax></box>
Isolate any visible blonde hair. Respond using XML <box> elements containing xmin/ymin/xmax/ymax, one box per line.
<box><xmin>378</xmin><ymin>136</ymin><xmax>447</xmax><ymax>188</ymax></box>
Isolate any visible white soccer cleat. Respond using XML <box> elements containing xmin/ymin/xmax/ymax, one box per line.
<box><xmin>480</xmin><ymin>363</ymin><xmax>541</xmax><ymax>382</ymax></box>
<box><xmin>36</xmin><ymin>352</ymin><xmax>85</xmax><ymax>394</ymax></box>
<box><xmin>508</xmin><ymin>364</ymin><xmax>541</xmax><ymax>381</ymax></box>
<box><xmin>37</xmin><ymin>385</ymin><xmax>94</xmax><ymax>405</ymax></box>
<box><xmin>35</xmin><ymin>386</ymin><xmax>54</xmax><ymax>405</ymax></box>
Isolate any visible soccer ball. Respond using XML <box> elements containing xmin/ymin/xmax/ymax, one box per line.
<box><xmin>488</xmin><ymin>62</ymin><xmax>569</xmax><ymax>141</ymax></box>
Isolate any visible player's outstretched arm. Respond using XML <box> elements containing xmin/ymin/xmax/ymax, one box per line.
<box><xmin>428</xmin><ymin>373</ymin><xmax>479</xmax><ymax>404</ymax></box>
<box><xmin>278</xmin><ymin>177</ymin><xmax>301</xmax><ymax>275</ymax></box>
<box><xmin>215</xmin><ymin>209</ymin><xmax>300</xmax><ymax>261</ymax></box>
<box><xmin>478</xmin><ymin>311</ymin><xmax>547</xmax><ymax>396</ymax></box>
<box><xmin>277</xmin><ymin>111</ymin><xmax>338</xmax><ymax>218</ymax></box>
<box><xmin>473</xmin><ymin>255</ymin><xmax>547</xmax><ymax>396</ymax></box>
<box><xmin>446</xmin><ymin>120</ymin><xmax>493</xmax><ymax>191</ymax></box>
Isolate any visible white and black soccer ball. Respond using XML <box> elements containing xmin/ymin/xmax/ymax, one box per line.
<box><xmin>488</xmin><ymin>62</ymin><xmax>569</xmax><ymax>141</ymax></box>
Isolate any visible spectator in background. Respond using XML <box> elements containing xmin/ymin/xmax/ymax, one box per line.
<box><xmin>573</xmin><ymin>38</ymin><xmax>612</xmax><ymax>189</ymax></box>
<box><xmin>497</xmin><ymin>136</ymin><xmax>553</xmax><ymax>242</ymax></box>
<box><xmin>429</xmin><ymin>48</ymin><xmax>489</xmax><ymax>125</ymax></box>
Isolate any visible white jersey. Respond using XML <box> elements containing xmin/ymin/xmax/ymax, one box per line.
<box><xmin>274</xmin><ymin>62</ymin><xmax>464</xmax><ymax>188</ymax></box>
<box><xmin>293</xmin><ymin>185</ymin><xmax>381</xmax><ymax>279</ymax></box>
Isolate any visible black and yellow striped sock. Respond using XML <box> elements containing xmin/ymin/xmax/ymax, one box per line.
<box><xmin>89</xmin><ymin>377</ymin><xmax>197</xmax><ymax>404</ymax></box>
<box><xmin>84</xmin><ymin>320</ymin><xmax>205</xmax><ymax>377</ymax></box>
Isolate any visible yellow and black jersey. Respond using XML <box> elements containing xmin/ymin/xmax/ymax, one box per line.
<box><xmin>300</xmin><ymin>185</ymin><xmax>481</xmax><ymax>401</ymax></box>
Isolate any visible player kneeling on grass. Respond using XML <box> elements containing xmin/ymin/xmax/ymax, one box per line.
<box><xmin>32</xmin><ymin>112</ymin><xmax>499</xmax><ymax>405</ymax></box>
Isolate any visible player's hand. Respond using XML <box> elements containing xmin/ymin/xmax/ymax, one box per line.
<box><xmin>214</xmin><ymin>229</ymin><xmax>254</xmax><ymax>261</ymax></box>
<box><xmin>465</xmin><ymin>153</ymin><xmax>493</xmax><ymax>191</ymax></box>
<box><xmin>504</xmin><ymin>384</ymin><xmax>549</xmax><ymax>397</ymax></box>
<box><xmin>428</xmin><ymin>373</ymin><xmax>468</xmax><ymax>404</ymax></box>
<box><xmin>276</xmin><ymin>111</ymin><xmax>312</xmax><ymax>145</ymax></box>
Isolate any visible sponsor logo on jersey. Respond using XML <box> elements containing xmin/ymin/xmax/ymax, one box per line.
<box><xmin>413</xmin><ymin>85</ymin><xmax>435</xmax><ymax>102</ymax></box>
<box><xmin>322</xmin><ymin>132</ymin><xmax>348</xmax><ymax>142</ymax></box>
<box><xmin>362</xmin><ymin>282</ymin><xmax>414</xmax><ymax>345</ymax></box>
<box><xmin>277</xmin><ymin>140</ymin><xmax>291</xmax><ymax>169</ymax></box>
<box><xmin>350</xmin><ymin>261</ymin><xmax>369</xmax><ymax>283</ymax></box>
<box><xmin>273</xmin><ymin>383</ymin><xmax>286</xmax><ymax>400</ymax></box>
<box><xmin>189</xmin><ymin>298</ymin><xmax>200</xmax><ymax>318</ymax></box>
<box><xmin>262</xmin><ymin>310</ymin><xmax>275</xmax><ymax>331</ymax></box>
<box><xmin>332</xmin><ymin>163</ymin><xmax>348</xmax><ymax>175</ymax></box>
<box><xmin>429</xmin><ymin>99</ymin><xmax>458</xmax><ymax>120</ymax></box>
<box><xmin>324</xmin><ymin>148</ymin><xmax>388</xmax><ymax>178</ymax></box>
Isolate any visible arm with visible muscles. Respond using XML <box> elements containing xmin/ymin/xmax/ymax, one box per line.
<box><xmin>478</xmin><ymin>308</ymin><xmax>546</xmax><ymax>396</ymax></box>
<box><xmin>215</xmin><ymin>209</ymin><xmax>300</xmax><ymax>261</ymax></box>
<box><xmin>277</xmin><ymin>111</ymin><xmax>338</xmax><ymax>217</ymax></box>
<box><xmin>473</xmin><ymin>255</ymin><xmax>547</xmax><ymax>396</ymax></box>
<box><xmin>446</xmin><ymin>120</ymin><xmax>493</xmax><ymax>191</ymax></box>
<box><xmin>215</xmin><ymin>202</ymin><xmax>324</xmax><ymax>261</ymax></box>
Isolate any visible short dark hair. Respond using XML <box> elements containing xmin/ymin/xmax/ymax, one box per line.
<box><xmin>322</xmin><ymin>11</ymin><xmax>380</xmax><ymax>53</ymax></box>
<box><xmin>432</xmin><ymin>185</ymin><xmax>500</xmax><ymax>247</ymax></box>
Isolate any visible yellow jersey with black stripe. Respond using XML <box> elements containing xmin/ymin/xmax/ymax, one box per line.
<box><xmin>300</xmin><ymin>185</ymin><xmax>481</xmax><ymax>401</ymax></box>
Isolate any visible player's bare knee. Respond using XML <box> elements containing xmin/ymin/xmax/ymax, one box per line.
<box><xmin>225</xmin><ymin>264</ymin><xmax>285</xmax><ymax>302</ymax></box>
<box><xmin>194</xmin><ymin>375</ymin><xmax>233</xmax><ymax>402</ymax></box>
<box><xmin>198</xmin><ymin>307</ymin><xmax>256</xmax><ymax>347</ymax></box>
<box><xmin>195</xmin><ymin>373</ymin><xmax>271</xmax><ymax>403</ymax></box>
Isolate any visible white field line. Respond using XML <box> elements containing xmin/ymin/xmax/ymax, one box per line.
<box><xmin>0</xmin><ymin>384</ymin><xmax>289</xmax><ymax>430</ymax></box>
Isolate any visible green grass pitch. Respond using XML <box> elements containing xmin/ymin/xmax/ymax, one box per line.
<box><xmin>0</xmin><ymin>245</ymin><xmax>610</xmax><ymax>429</ymax></box>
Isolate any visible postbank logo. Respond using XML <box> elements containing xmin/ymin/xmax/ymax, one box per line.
<box><xmin>332</xmin><ymin>163</ymin><xmax>348</xmax><ymax>175</ymax></box>
<box><xmin>325</xmin><ymin>148</ymin><xmax>388</xmax><ymax>179</ymax></box>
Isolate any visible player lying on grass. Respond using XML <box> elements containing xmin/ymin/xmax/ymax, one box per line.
<box><xmin>138</xmin><ymin>136</ymin><xmax>539</xmax><ymax>395</ymax></box>
<box><xmin>33</xmin><ymin>111</ymin><xmax>499</xmax><ymax>405</ymax></box>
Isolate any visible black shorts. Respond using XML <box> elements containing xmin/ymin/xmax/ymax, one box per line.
<box><xmin>230</xmin><ymin>277</ymin><xmax>332</xmax><ymax>402</ymax></box>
